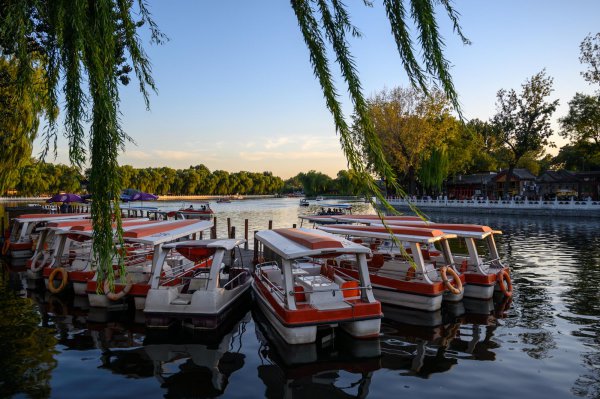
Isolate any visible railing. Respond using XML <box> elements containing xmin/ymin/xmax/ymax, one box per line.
<box><xmin>382</xmin><ymin>197</ymin><xmax>600</xmax><ymax>210</ymax></box>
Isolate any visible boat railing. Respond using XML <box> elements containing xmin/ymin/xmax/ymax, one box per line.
<box><xmin>221</xmin><ymin>269</ymin><xmax>250</xmax><ymax>290</ymax></box>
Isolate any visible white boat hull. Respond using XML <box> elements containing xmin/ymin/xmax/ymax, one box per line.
<box><xmin>373</xmin><ymin>286</ymin><xmax>443</xmax><ymax>312</ymax></box>
<box><xmin>464</xmin><ymin>283</ymin><xmax>495</xmax><ymax>300</ymax></box>
<box><xmin>254</xmin><ymin>289</ymin><xmax>317</xmax><ymax>344</ymax></box>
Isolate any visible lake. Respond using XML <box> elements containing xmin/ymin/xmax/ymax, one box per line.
<box><xmin>1</xmin><ymin>198</ymin><xmax>599</xmax><ymax>398</ymax></box>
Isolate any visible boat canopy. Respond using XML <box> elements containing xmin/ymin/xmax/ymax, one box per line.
<box><xmin>318</xmin><ymin>224</ymin><xmax>456</xmax><ymax>244</ymax></box>
<box><xmin>61</xmin><ymin>219</ymin><xmax>212</xmax><ymax>246</ymax></box>
<box><xmin>378</xmin><ymin>221</ymin><xmax>502</xmax><ymax>238</ymax></box>
<box><xmin>46</xmin><ymin>218</ymin><xmax>150</xmax><ymax>230</ymax></box>
<box><xmin>14</xmin><ymin>213</ymin><xmax>89</xmax><ymax>223</ymax></box>
<box><xmin>333</xmin><ymin>215</ymin><xmax>424</xmax><ymax>224</ymax></box>
<box><xmin>255</xmin><ymin>228</ymin><xmax>370</xmax><ymax>260</ymax></box>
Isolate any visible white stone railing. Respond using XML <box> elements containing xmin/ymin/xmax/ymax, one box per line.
<box><xmin>382</xmin><ymin>196</ymin><xmax>600</xmax><ymax>210</ymax></box>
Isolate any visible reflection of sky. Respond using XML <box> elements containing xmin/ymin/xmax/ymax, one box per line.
<box><xmin>33</xmin><ymin>1</ymin><xmax>600</xmax><ymax>178</ymax></box>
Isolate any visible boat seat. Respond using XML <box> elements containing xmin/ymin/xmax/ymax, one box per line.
<box><xmin>170</xmin><ymin>294</ymin><xmax>192</xmax><ymax>305</ymax></box>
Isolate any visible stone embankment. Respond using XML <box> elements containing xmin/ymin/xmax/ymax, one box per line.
<box><xmin>382</xmin><ymin>197</ymin><xmax>600</xmax><ymax>218</ymax></box>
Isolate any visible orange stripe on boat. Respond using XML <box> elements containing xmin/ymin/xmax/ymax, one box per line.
<box><xmin>274</xmin><ymin>228</ymin><xmax>344</xmax><ymax>250</ymax></box>
<box><xmin>346</xmin><ymin>215</ymin><xmax>423</xmax><ymax>221</ymax></box>
<box><xmin>123</xmin><ymin>219</ymin><xmax>199</xmax><ymax>238</ymax></box>
<box><xmin>328</xmin><ymin>225</ymin><xmax>446</xmax><ymax>238</ymax></box>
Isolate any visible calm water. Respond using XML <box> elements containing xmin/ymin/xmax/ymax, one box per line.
<box><xmin>1</xmin><ymin>198</ymin><xmax>599</xmax><ymax>398</ymax></box>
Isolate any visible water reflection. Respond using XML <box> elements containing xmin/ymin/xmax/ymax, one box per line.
<box><xmin>0</xmin><ymin>265</ymin><xmax>58</xmax><ymax>398</ymax></box>
<box><xmin>253</xmin><ymin>308</ymin><xmax>380</xmax><ymax>398</ymax></box>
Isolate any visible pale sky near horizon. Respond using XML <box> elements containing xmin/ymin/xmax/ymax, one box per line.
<box><xmin>36</xmin><ymin>1</ymin><xmax>600</xmax><ymax>179</ymax></box>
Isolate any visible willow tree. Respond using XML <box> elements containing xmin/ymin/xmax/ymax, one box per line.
<box><xmin>0</xmin><ymin>0</ymin><xmax>164</xmax><ymax>288</ymax></box>
<box><xmin>2</xmin><ymin>0</ymin><xmax>467</xmax><ymax>286</ymax></box>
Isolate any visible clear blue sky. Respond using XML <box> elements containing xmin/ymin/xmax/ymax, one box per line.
<box><xmin>39</xmin><ymin>0</ymin><xmax>600</xmax><ymax>178</ymax></box>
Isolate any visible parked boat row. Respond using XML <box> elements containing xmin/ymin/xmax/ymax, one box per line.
<box><xmin>6</xmin><ymin>211</ymin><xmax>512</xmax><ymax>348</ymax></box>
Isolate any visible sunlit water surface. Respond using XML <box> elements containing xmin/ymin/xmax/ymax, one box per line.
<box><xmin>1</xmin><ymin>198</ymin><xmax>599</xmax><ymax>398</ymax></box>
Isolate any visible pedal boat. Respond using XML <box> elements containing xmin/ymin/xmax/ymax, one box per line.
<box><xmin>252</xmin><ymin>228</ymin><xmax>382</xmax><ymax>345</ymax></box>
<box><xmin>3</xmin><ymin>213</ymin><xmax>89</xmax><ymax>258</ymax></box>
<box><xmin>375</xmin><ymin>221</ymin><xmax>511</xmax><ymax>299</ymax></box>
<box><xmin>318</xmin><ymin>224</ymin><xmax>465</xmax><ymax>312</ymax></box>
<box><xmin>41</xmin><ymin>218</ymin><xmax>157</xmax><ymax>294</ymax></box>
<box><xmin>144</xmin><ymin>238</ymin><xmax>252</xmax><ymax>329</ymax></box>
<box><xmin>86</xmin><ymin>219</ymin><xmax>214</xmax><ymax>309</ymax></box>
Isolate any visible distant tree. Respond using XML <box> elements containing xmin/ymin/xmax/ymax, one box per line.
<box><xmin>356</xmin><ymin>86</ymin><xmax>456</xmax><ymax>194</ymax></box>
<box><xmin>580</xmin><ymin>33</ymin><xmax>600</xmax><ymax>87</ymax></box>
<box><xmin>560</xmin><ymin>93</ymin><xmax>600</xmax><ymax>148</ymax></box>
<box><xmin>553</xmin><ymin>142</ymin><xmax>600</xmax><ymax>171</ymax></box>
<box><xmin>491</xmin><ymin>70</ymin><xmax>558</xmax><ymax>197</ymax></box>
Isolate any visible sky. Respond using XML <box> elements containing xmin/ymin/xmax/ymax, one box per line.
<box><xmin>36</xmin><ymin>0</ymin><xmax>600</xmax><ymax>179</ymax></box>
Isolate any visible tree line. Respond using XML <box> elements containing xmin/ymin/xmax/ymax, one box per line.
<box><xmin>2</xmin><ymin>161</ymin><xmax>285</xmax><ymax>197</ymax></box>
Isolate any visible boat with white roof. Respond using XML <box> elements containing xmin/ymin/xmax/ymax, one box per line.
<box><xmin>371</xmin><ymin>221</ymin><xmax>512</xmax><ymax>299</ymax></box>
<box><xmin>318</xmin><ymin>224</ymin><xmax>465</xmax><ymax>312</ymax></box>
<box><xmin>144</xmin><ymin>238</ymin><xmax>252</xmax><ymax>329</ymax></box>
<box><xmin>298</xmin><ymin>203</ymin><xmax>353</xmax><ymax>226</ymax></box>
<box><xmin>2</xmin><ymin>213</ymin><xmax>89</xmax><ymax>258</ymax></box>
<box><xmin>85</xmin><ymin>219</ymin><xmax>214</xmax><ymax>310</ymax></box>
<box><xmin>252</xmin><ymin>227</ymin><xmax>382</xmax><ymax>344</ymax></box>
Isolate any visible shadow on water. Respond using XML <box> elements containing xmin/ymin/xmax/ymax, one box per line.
<box><xmin>0</xmin><ymin>264</ymin><xmax>58</xmax><ymax>398</ymax></box>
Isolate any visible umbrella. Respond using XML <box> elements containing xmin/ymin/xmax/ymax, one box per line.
<box><xmin>120</xmin><ymin>189</ymin><xmax>158</xmax><ymax>202</ymax></box>
<box><xmin>131</xmin><ymin>192</ymin><xmax>159</xmax><ymax>201</ymax></box>
<box><xmin>47</xmin><ymin>193</ymin><xmax>84</xmax><ymax>203</ymax></box>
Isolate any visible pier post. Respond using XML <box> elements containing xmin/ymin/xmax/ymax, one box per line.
<box><xmin>244</xmin><ymin>219</ymin><xmax>249</xmax><ymax>250</ymax></box>
<box><xmin>211</xmin><ymin>217</ymin><xmax>217</xmax><ymax>239</ymax></box>
<box><xmin>268</xmin><ymin>220</ymin><xmax>273</xmax><ymax>230</ymax></box>
<box><xmin>230</xmin><ymin>226</ymin><xmax>235</xmax><ymax>239</ymax></box>
<box><xmin>292</xmin><ymin>223</ymin><xmax>296</xmax><ymax>228</ymax></box>
<box><xmin>227</xmin><ymin>217</ymin><xmax>231</xmax><ymax>237</ymax></box>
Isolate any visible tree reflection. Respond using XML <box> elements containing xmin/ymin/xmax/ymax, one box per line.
<box><xmin>0</xmin><ymin>267</ymin><xmax>57</xmax><ymax>398</ymax></box>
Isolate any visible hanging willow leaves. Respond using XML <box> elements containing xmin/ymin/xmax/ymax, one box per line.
<box><xmin>291</xmin><ymin>0</ymin><xmax>467</xmax><ymax>223</ymax></box>
<box><xmin>0</xmin><ymin>0</ymin><xmax>165</xmax><ymax>289</ymax></box>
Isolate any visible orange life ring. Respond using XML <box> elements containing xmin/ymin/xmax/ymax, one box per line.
<box><xmin>103</xmin><ymin>279</ymin><xmax>133</xmax><ymax>301</ymax></box>
<box><xmin>497</xmin><ymin>269</ymin><xmax>513</xmax><ymax>297</ymax></box>
<box><xmin>2</xmin><ymin>240</ymin><xmax>9</xmax><ymax>256</ymax></box>
<box><xmin>48</xmin><ymin>267</ymin><xmax>69</xmax><ymax>294</ymax></box>
<box><xmin>440</xmin><ymin>266</ymin><xmax>463</xmax><ymax>295</ymax></box>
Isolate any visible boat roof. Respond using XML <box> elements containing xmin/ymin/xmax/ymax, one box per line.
<box><xmin>66</xmin><ymin>219</ymin><xmax>212</xmax><ymax>245</ymax></box>
<box><xmin>46</xmin><ymin>218</ymin><xmax>150</xmax><ymax>230</ymax></box>
<box><xmin>123</xmin><ymin>220</ymin><xmax>213</xmax><ymax>245</ymax></box>
<box><xmin>334</xmin><ymin>215</ymin><xmax>424</xmax><ymax>224</ymax></box>
<box><xmin>163</xmin><ymin>238</ymin><xmax>246</xmax><ymax>251</ymax></box>
<box><xmin>54</xmin><ymin>219</ymin><xmax>163</xmax><ymax>235</ymax></box>
<box><xmin>318</xmin><ymin>224</ymin><xmax>456</xmax><ymax>244</ymax></box>
<box><xmin>255</xmin><ymin>228</ymin><xmax>370</xmax><ymax>260</ymax></box>
<box><xmin>14</xmin><ymin>213</ymin><xmax>89</xmax><ymax>223</ymax></box>
<box><xmin>318</xmin><ymin>203</ymin><xmax>353</xmax><ymax>209</ymax></box>
<box><xmin>380</xmin><ymin>221</ymin><xmax>502</xmax><ymax>238</ymax></box>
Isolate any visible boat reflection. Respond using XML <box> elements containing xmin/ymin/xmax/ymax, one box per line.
<box><xmin>380</xmin><ymin>297</ymin><xmax>508</xmax><ymax>377</ymax></box>
<box><xmin>253</xmin><ymin>307</ymin><xmax>381</xmax><ymax>398</ymax></box>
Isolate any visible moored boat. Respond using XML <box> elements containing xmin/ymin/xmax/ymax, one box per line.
<box><xmin>144</xmin><ymin>238</ymin><xmax>252</xmax><ymax>329</ymax></box>
<box><xmin>318</xmin><ymin>224</ymin><xmax>465</xmax><ymax>312</ymax></box>
<box><xmin>86</xmin><ymin>219</ymin><xmax>214</xmax><ymax>310</ymax></box>
<box><xmin>252</xmin><ymin>227</ymin><xmax>382</xmax><ymax>344</ymax></box>
<box><xmin>298</xmin><ymin>203</ymin><xmax>353</xmax><ymax>226</ymax></box>
<box><xmin>2</xmin><ymin>213</ymin><xmax>89</xmax><ymax>258</ymax></box>
<box><xmin>299</xmin><ymin>199</ymin><xmax>309</xmax><ymax>207</ymax></box>
<box><xmin>373</xmin><ymin>221</ymin><xmax>511</xmax><ymax>299</ymax></box>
